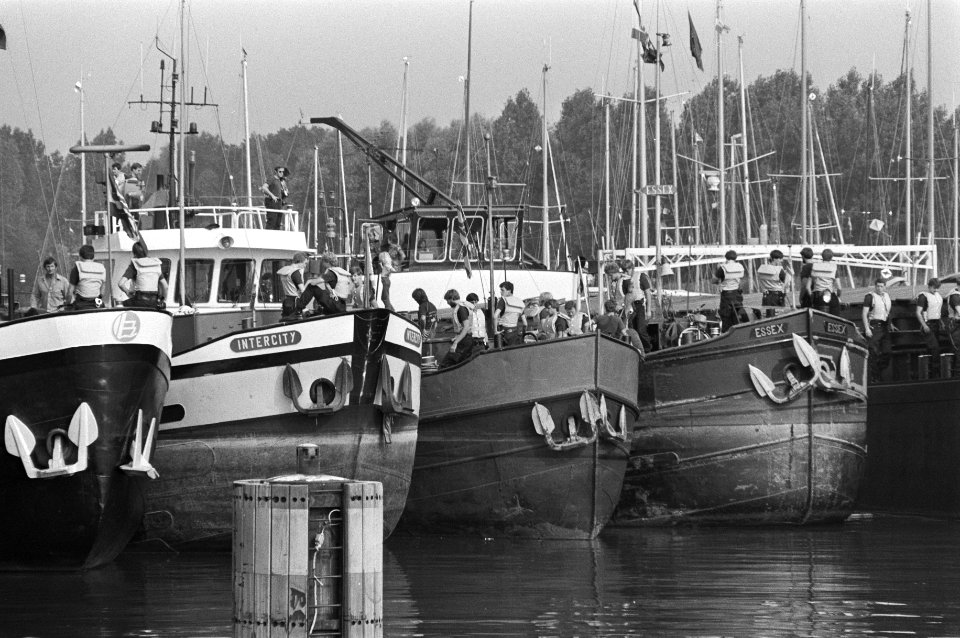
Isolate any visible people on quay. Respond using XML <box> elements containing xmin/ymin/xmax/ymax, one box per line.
<box><xmin>862</xmin><ymin>277</ymin><xmax>895</xmax><ymax>383</ymax></box>
<box><xmin>465</xmin><ymin>292</ymin><xmax>488</xmax><ymax>347</ymax></box>
<box><xmin>809</xmin><ymin>248</ymin><xmax>841</xmax><ymax>314</ymax></box>
<box><xmin>69</xmin><ymin>245</ymin><xmax>105</xmax><ymax>310</ymax></box>
<box><xmin>300</xmin><ymin>253</ymin><xmax>352</xmax><ymax>316</ymax></box>
<box><xmin>494</xmin><ymin>280</ymin><xmax>526</xmax><ymax>346</ymax></box>
<box><xmin>377</xmin><ymin>234</ymin><xmax>405</xmax><ymax>312</ymax></box>
<box><xmin>758</xmin><ymin>249</ymin><xmax>792</xmax><ymax>316</ymax></box>
<box><xmin>712</xmin><ymin>249</ymin><xmax>748</xmax><ymax>332</ymax></box>
<box><xmin>945</xmin><ymin>284</ymin><xmax>960</xmax><ymax>376</ymax></box>
<box><xmin>125</xmin><ymin>162</ymin><xmax>146</xmax><ymax>209</ymax></box>
<box><xmin>915</xmin><ymin>277</ymin><xmax>944</xmax><ymax>370</ymax></box>
<box><xmin>798</xmin><ymin>246</ymin><xmax>815</xmax><ymax>309</ymax></box>
<box><xmin>276</xmin><ymin>251</ymin><xmax>307</xmax><ymax>320</ymax></box>
<box><xmin>440</xmin><ymin>289</ymin><xmax>478</xmax><ymax>368</ymax></box>
<box><xmin>412</xmin><ymin>287</ymin><xmax>438</xmax><ymax>337</ymax></box>
<box><xmin>119</xmin><ymin>242</ymin><xmax>168</xmax><ymax>308</ymax></box>
<box><xmin>259</xmin><ymin>166</ymin><xmax>290</xmax><ymax>230</ymax></box>
<box><xmin>29</xmin><ymin>256</ymin><xmax>72</xmax><ymax>314</ymax></box>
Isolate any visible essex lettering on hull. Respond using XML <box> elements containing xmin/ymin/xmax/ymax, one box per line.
<box><xmin>230</xmin><ymin>330</ymin><xmax>302</xmax><ymax>353</ymax></box>
<box><xmin>825</xmin><ymin>321</ymin><xmax>847</xmax><ymax>336</ymax></box>
<box><xmin>753</xmin><ymin>323</ymin><xmax>786</xmax><ymax>339</ymax></box>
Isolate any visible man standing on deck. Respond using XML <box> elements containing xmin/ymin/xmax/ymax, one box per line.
<box><xmin>277</xmin><ymin>252</ymin><xmax>306</xmax><ymax>320</ymax></box>
<box><xmin>69</xmin><ymin>245</ymin><xmax>105</xmax><ymax>310</ymax></box>
<box><xmin>862</xmin><ymin>277</ymin><xmax>895</xmax><ymax>383</ymax></box>
<box><xmin>916</xmin><ymin>277</ymin><xmax>944</xmax><ymax>374</ymax></box>
<box><xmin>797</xmin><ymin>247</ymin><xmax>814</xmax><ymax>309</ymax></box>
<box><xmin>494</xmin><ymin>281</ymin><xmax>526</xmax><ymax>346</ymax></box>
<box><xmin>712</xmin><ymin>249</ymin><xmax>747</xmax><ymax>332</ymax></box>
<box><xmin>809</xmin><ymin>248</ymin><xmax>841</xmax><ymax>315</ymax></box>
<box><xmin>30</xmin><ymin>257</ymin><xmax>71</xmax><ymax>314</ymax></box>
<box><xmin>757</xmin><ymin>249</ymin><xmax>792</xmax><ymax>316</ymax></box>
<box><xmin>440</xmin><ymin>289</ymin><xmax>476</xmax><ymax>368</ymax></box>
<box><xmin>119</xmin><ymin>242</ymin><xmax>167</xmax><ymax>308</ymax></box>
<box><xmin>259</xmin><ymin>166</ymin><xmax>290</xmax><ymax>230</ymax></box>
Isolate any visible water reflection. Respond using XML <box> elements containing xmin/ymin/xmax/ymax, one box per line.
<box><xmin>1</xmin><ymin>516</ymin><xmax>958</xmax><ymax>636</ymax></box>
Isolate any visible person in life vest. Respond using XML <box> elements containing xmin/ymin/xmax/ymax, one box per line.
<box><xmin>464</xmin><ymin>292</ymin><xmax>488</xmax><ymax>347</ymax></box>
<box><xmin>862</xmin><ymin>277</ymin><xmax>896</xmax><ymax>383</ymax></box>
<box><xmin>945</xmin><ymin>284</ymin><xmax>960</xmax><ymax>376</ymax></box>
<box><xmin>797</xmin><ymin>246</ymin><xmax>815</xmax><ymax>309</ymax></box>
<box><xmin>69</xmin><ymin>245</ymin><xmax>105</xmax><ymax>310</ymax></box>
<box><xmin>494</xmin><ymin>281</ymin><xmax>527</xmax><ymax>346</ymax></box>
<box><xmin>537</xmin><ymin>298</ymin><xmax>559</xmax><ymax>340</ymax></box>
<box><xmin>119</xmin><ymin>242</ymin><xmax>167</xmax><ymax>309</ymax></box>
<box><xmin>712</xmin><ymin>249</ymin><xmax>748</xmax><ymax>332</ymax></box>
<box><xmin>276</xmin><ymin>252</ymin><xmax>307</xmax><ymax>320</ymax></box>
<box><xmin>757</xmin><ymin>249</ymin><xmax>793</xmax><ymax>316</ymax></box>
<box><xmin>556</xmin><ymin>300</ymin><xmax>589</xmax><ymax>337</ymax></box>
<box><xmin>300</xmin><ymin>253</ymin><xmax>352</xmax><ymax>316</ymax></box>
<box><xmin>440</xmin><ymin>289</ymin><xmax>478</xmax><ymax>368</ymax></box>
<box><xmin>915</xmin><ymin>277</ymin><xmax>944</xmax><ymax>370</ymax></box>
<box><xmin>412</xmin><ymin>288</ymin><xmax>438</xmax><ymax>337</ymax></box>
<box><xmin>809</xmin><ymin>248</ymin><xmax>841</xmax><ymax>315</ymax></box>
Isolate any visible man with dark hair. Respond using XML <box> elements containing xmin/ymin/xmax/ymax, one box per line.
<box><xmin>70</xmin><ymin>245</ymin><xmax>106</xmax><ymax>309</ymax></box>
<box><xmin>916</xmin><ymin>277</ymin><xmax>944</xmax><ymax>373</ymax></box>
<box><xmin>712</xmin><ymin>249</ymin><xmax>748</xmax><ymax>331</ymax></box>
<box><xmin>125</xmin><ymin>162</ymin><xmax>145</xmax><ymax>209</ymax></box>
<box><xmin>440</xmin><ymin>289</ymin><xmax>475</xmax><ymax>368</ymax></box>
<box><xmin>862</xmin><ymin>278</ymin><xmax>895</xmax><ymax>383</ymax></box>
<box><xmin>810</xmin><ymin>248</ymin><xmax>841</xmax><ymax>315</ymax></box>
<box><xmin>260</xmin><ymin>166</ymin><xmax>290</xmax><ymax>230</ymax></box>
<box><xmin>758</xmin><ymin>249</ymin><xmax>790</xmax><ymax>315</ymax></box>
<box><xmin>276</xmin><ymin>252</ymin><xmax>307</xmax><ymax>320</ymax></box>
<box><xmin>30</xmin><ymin>256</ymin><xmax>72</xmax><ymax>313</ymax></box>
<box><xmin>412</xmin><ymin>288</ymin><xmax>438</xmax><ymax>336</ymax></box>
<box><xmin>494</xmin><ymin>280</ymin><xmax>526</xmax><ymax>346</ymax></box>
<box><xmin>300</xmin><ymin>253</ymin><xmax>351</xmax><ymax>316</ymax></box>
<box><xmin>119</xmin><ymin>242</ymin><xmax>167</xmax><ymax>308</ymax></box>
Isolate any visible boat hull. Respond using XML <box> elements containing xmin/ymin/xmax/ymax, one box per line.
<box><xmin>399</xmin><ymin>334</ymin><xmax>641</xmax><ymax>540</ymax></box>
<box><xmin>137</xmin><ymin>309</ymin><xmax>422</xmax><ymax>549</ymax></box>
<box><xmin>856</xmin><ymin>377</ymin><xmax>960</xmax><ymax>516</ymax></box>
<box><xmin>616</xmin><ymin>309</ymin><xmax>868</xmax><ymax>525</ymax></box>
<box><xmin>0</xmin><ymin>310</ymin><xmax>172</xmax><ymax>569</ymax></box>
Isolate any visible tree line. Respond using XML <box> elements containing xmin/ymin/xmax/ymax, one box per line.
<box><xmin>2</xmin><ymin>64</ymin><xmax>959</xmax><ymax>304</ymax></box>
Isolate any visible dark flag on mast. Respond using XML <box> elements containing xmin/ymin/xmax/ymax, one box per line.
<box><xmin>689</xmin><ymin>12</ymin><xmax>704</xmax><ymax>71</ymax></box>
<box><xmin>0</xmin><ymin>23</ymin><xmax>7</xmax><ymax>50</ymax></box>
<box><xmin>632</xmin><ymin>27</ymin><xmax>664</xmax><ymax>71</ymax></box>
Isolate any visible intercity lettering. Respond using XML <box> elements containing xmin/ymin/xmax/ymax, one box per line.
<box><xmin>753</xmin><ymin>323</ymin><xmax>785</xmax><ymax>339</ymax></box>
<box><xmin>230</xmin><ymin>330</ymin><xmax>302</xmax><ymax>352</ymax></box>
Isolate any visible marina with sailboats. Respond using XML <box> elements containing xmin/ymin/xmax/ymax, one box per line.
<box><xmin>3</xmin><ymin>0</ymin><xmax>960</xmax><ymax>634</ymax></box>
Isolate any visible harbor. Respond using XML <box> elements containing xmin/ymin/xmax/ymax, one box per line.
<box><xmin>3</xmin><ymin>0</ymin><xmax>960</xmax><ymax>635</ymax></box>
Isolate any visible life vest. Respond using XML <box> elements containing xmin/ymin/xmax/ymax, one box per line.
<box><xmin>327</xmin><ymin>266</ymin><xmax>353</xmax><ymax>300</ymax></box>
<box><xmin>451</xmin><ymin>301</ymin><xmax>472</xmax><ymax>334</ymax></box>
<box><xmin>563</xmin><ymin>311</ymin><xmax>587</xmax><ymax>336</ymax></box>
<box><xmin>75</xmin><ymin>260</ymin><xmax>105</xmax><ymax>299</ymax></box>
<box><xmin>866</xmin><ymin>291</ymin><xmax>891</xmax><ymax>322</ymax></box>
<box><xmin>919</xmin><ymin>291</ymin><xmax>944</xmax><ymax>321</ymax></box>
<box><xmin>463</xmin><ymin>301</ymin><xmax>487</xmax><ymax>340</ymax></box>
<box><xmin>132</xmin><ymin>257</ymin><xmax>162</xmax><ymax>293</ymax></box>
<box><xmin>498</xmin><ymin>294</ymin><xmax>525</xmax><ymax>328</ymax></box>
<box><xmin>719</xmin><ymin>261</ymin><xmax>744</xmax><ymax>292</ymax></box>
<box><xmin>277</xmin><ymin>263</ymin><xmax>302</xmax><ymax>297</ymax></box>
<box><xmin>540</xmin><ymin>312</ymin><xmax>557</xmax><ymax>339</ymax></box>
<box><xmin>811</xmin><ymin>261</ymin><xmax>837</xmax><ymax>292</ymax></box>
<box><xmin>756</xmin><ymin>263</ymin><xmax>784</xmax><ymax>293</ymax></box>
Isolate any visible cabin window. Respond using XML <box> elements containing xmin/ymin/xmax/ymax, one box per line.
<box><xmin>259</xmin><ymin>259</ymin><xmax>288</xmax><ymax>303</ymax></box>
<box><xmin>415</xmin><ymin>218</ymin><xmax>448</xmax><ymax>262</ymax></box>
<box><xmin>483</xmin><ymin>217</ymin><xmax>518</xmax><ymax>261</ymax></box>
<box><xmin>396</xmin><ymin>220</ymin><xmax>411</xmax><ymax>266</ymax></box>
<box><xmin>450</xmin><ymin>216</ymin><xmax>482</xmax><ymax>262</ymax></box>
<box><xmin>218</xmin><ymin>259</ymin><xmax>254</xmax><ymax>304</ymax></box>
<box><xmin>173</xmin><ymin>258</ymin><xmax>214</xmax><ymax>305</ymax></box>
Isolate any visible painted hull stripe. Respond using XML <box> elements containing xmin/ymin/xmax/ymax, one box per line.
<box><xmin>0</xmin><ymin>343</ymin><xmax>171</xmax><ymax>379</ymax></box>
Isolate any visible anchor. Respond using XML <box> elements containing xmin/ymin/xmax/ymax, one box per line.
<box><xmin>531</xmin><ymin>400</ymin><xmax>597</xmax><ymax>452</ymax></box>
<box><xmin>749</xmin><ymin>334</ymin><xmax>864</xmax><ymax>403</ymax></box>
<box><xmin>580</xmin><ymin>391</ymin><xmax>627</xmax><ymax>442</ymax></box>
<box><xmin>4</xmin><ymin>403</ymin><xmax>98</xmax><ymax>479</ymax></box>
<box><xmin>283</xmin><ymin>357</ymin><xmax>353</xmax><ymax>416</ymax></box>
<box><xmin>375</xmin><ymin>357</ymin><xmax>415</xmax><ymax>444</ymax></box>
<box><xmin>120</xmin><ymin>409</ymin><xmax>160</xmax><ymax>479</ymax></box>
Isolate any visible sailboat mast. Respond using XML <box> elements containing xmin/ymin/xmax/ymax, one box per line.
<box><xmin>77</xmin><ymin>73</ymin><xmax>86</xmax><ymax>230</ymax></box>
<box><xmin>905</xmin><ymin>10</ymin><xmax>912</xmax><ymax>248</ymax></box>
<box><xmin>177</xmin><ymin>0</ymin><xmax>187</xmax><ymax>307</ymax></box>
<box><xmin>716</xmin><ymin>0</ymin><xmax>726</xmax><ymax>244</ymax></box>
<box><xmin>464</xmin><ymin>0</ymin><xmax>473</xmax><ymax>206</ymax></box>
<box><xmin>631</xmin><ymin>59</ymin><xmax>638</xmax><ymax>246</ymax></box>
<box><xmin>604</xmin><ymin>100</ymin><xmax>611</xmax><ymax>250</ymax></box>
<box><xmin>926</xmin><ymin>0</ymin><xmax>935</xmax><ymax>275</ymax></box>
<box><xmin>541</xmin><ymin>64</ymin><xmax>550</xmax><ymax>267</ymax></box>
<box><xmin>242</xmin><ymin>52</ymin><xmax>253</xmax><ymax>209</ymax></box>
<box><xmin>637</xmin><ymin>5</ymin><xmax>648</xmax><ymax>248</ymax></box>
<box><xmin>800</xmin><ymin>0</ymin><xmax>807</xmax><ymax>243</ymax></box>
<box><xmin>738</xmin><ymin>36</ymin><xmax>750</xmax><ymax>242</ymax></box>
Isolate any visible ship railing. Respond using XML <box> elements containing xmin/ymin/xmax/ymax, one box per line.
<box><xmin>93</xmin><ymin>205</ymin><xmax>300</xmax><ymax>233</ymax></box>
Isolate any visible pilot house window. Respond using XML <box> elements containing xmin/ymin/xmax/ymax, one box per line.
<box><xmin>218</xmin><ymin>259</ymin><xmax>254</xmax><ymax>304</ymax></box>
<box><xmin>415</xmin><ymin>218</ymin><xmax>448</xmax><ymax>262</ymax></box>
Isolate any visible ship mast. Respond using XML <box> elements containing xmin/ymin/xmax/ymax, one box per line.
<box><xmin>926</xmin><ymin>0</ymin><xmax>936</xmax><ymax>276</ymax></box>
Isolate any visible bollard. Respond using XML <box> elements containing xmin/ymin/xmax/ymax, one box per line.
<box><xmin>941</xmin><ymin>353</ymin><xmax>954</xmax><ymax>379</ymax></box>
<box><xmin>233</xmin><ymin>475</ymin><xmax>383</xmax><ymax>638</ymax></box>
<box><xmin>918</xmin><ymin>354</ymin><xmax>930</xmax><ymax>380</ymax></box>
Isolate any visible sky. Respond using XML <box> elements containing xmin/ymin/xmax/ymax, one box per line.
<box><xmin>0</xmin><ymin>0</ymin><xmax>958</xmax><ymax>159</ymax></box>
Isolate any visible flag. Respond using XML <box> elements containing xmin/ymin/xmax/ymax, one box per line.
<box><xmin>0</xmin><ymin>23</ymin><xmax>6</xmax><ymax>50</ymax></box>
<box><xmin>108</xmin><ymin>173</ymin><xmax>141</xmax><ymax>241</ymax></box>
<box><xmin>688</xmin><ymin>12</ymin><xmax>703</xmax><ymax>71</ymax></box>
<box><xmin>633</xmin><ymin>26</ymin><xmax>664</xmax><ymax>71</ymax></box>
